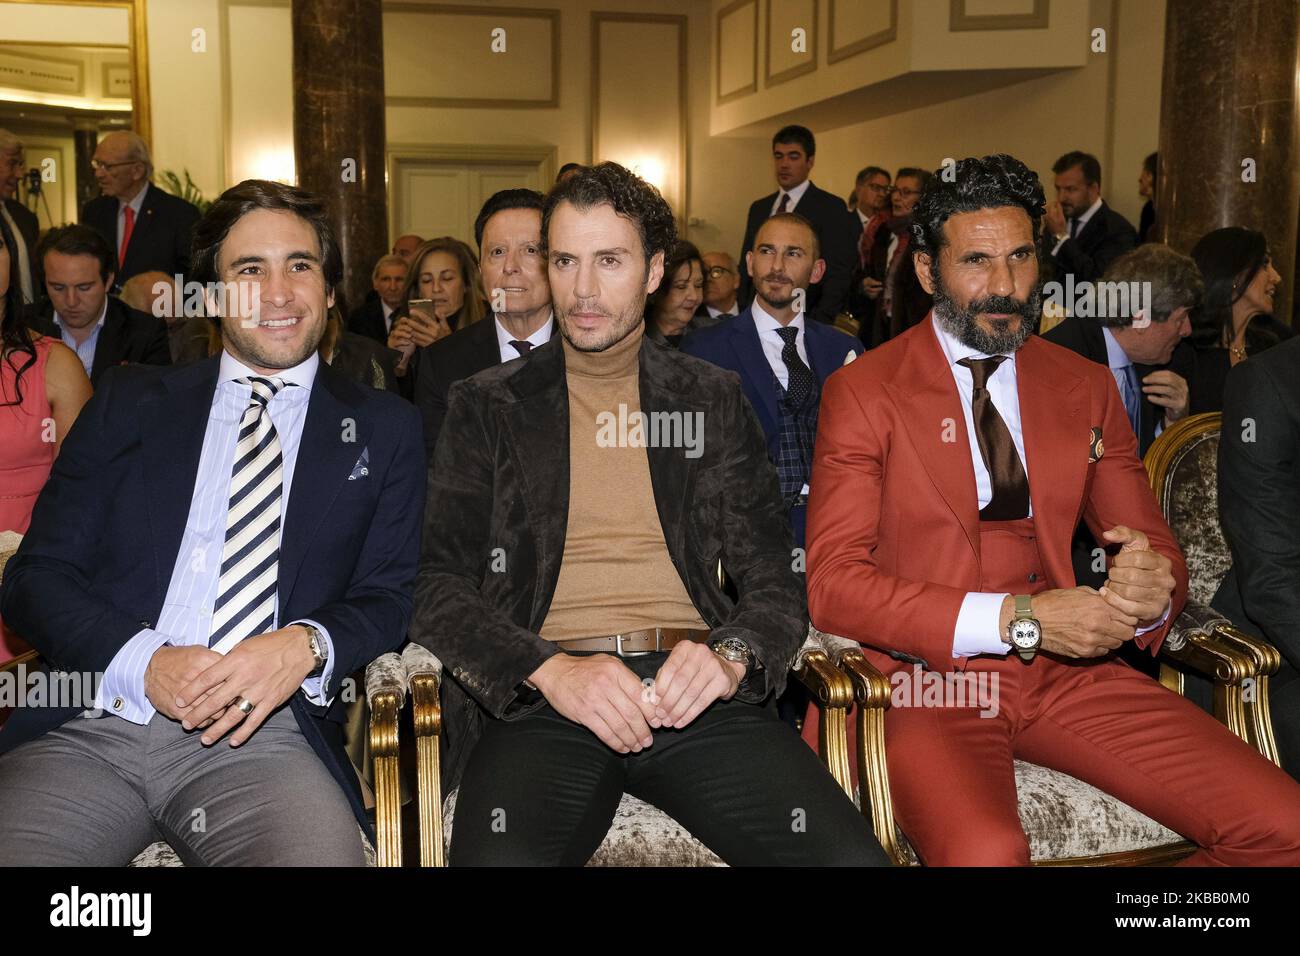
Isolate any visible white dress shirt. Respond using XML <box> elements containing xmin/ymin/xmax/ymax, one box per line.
<box><xmin>380</xmin><ymin>300</ymin><xmax>395</xmax><ymax>334</ymax></box>
<box><xmin>934</xmin><ymin>316</ymin><xmax>1168</xmax><ymax>657</ymax></box>
<box><xmin>1050</xmin><ymin>196</ymin><xmax>1104</xmax><ymax>256</ymax></box>
<box><xmin>117</xmin><ymin>182</ymin><xmax>150</xmax><ymax>255</ymax></box>
<box><xmin>54</xmin><ymin>299</ymin><xmax>109</xmax><ymax>379</ymax></box>
<box><xmin>769</xmin><ymin>178</ymin><xmax>812</xmax><ymax>216</ymax></box>
<box><xmin>706</xmin><ymin>302</ymin><xmax>739</xmax><ymax>320</ymax></box>
<box><xmin>752</xmin><ymin>297</ymin><xmax>812</xmax><ymax>495</ymax></box>
<box><xmin>95</xmin><ymin>350</ymin><xmax>336</xmax><ymax>723</ymax></box>
<box><xmin>0</xmin><ymin>202</ymin><xmax>34</xmax><ymax>303</ymax></box>
<box><xmin>494</xmin><ymin>312</ymin><xmax>554</xmax><ymax>363</ymax></box>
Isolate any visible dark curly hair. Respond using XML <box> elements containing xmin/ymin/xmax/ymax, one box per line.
<box><xmin>542</xmin><ymin>161</ymin><xmax>676</xmax><ymax>267</ymax></box>
<box><xmin>910</xmin><ymin>154</ymin><xmax>1046</xmax><ymax>260</ymax></box>
<box><xmin>191</xmin><ymin>179</ymin><xmax>343</xmax><ymax>323</ymax></box>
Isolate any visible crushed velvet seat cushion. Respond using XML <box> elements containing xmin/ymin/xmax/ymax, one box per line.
<box><xmin>128</xmin><ymin>827</ymin><xmax>378</xmax><ymax>867</ymax></box>
<box><xmin>442</xmin><ymin>789</ymin><xmax>724</xmax><ymax>867</ymax></box>
<box><xmin>1157</xmin><ymin>425</ymin><xmax>1228</xmax><ymax>604</ymax></box>
<box><xmin>889</xmin><ymin>760</ymin><xmax>1183</xmax><ymax>865</ymax></box>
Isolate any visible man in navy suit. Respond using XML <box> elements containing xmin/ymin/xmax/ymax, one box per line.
<box><xmin>80</xmin><ymin>131</ymin><xmax>201</xmax><ymax>290</ymax></box>
<box><xmin>737</xmin><ymin>126</ymin><xmax>859</xmax><ymax>325</ymax></box>
<box><xmin>685</xmin><ymin>212</ymin><xmax>862</xmax><ymax>550</ymax></box>
<box><xmin>0</xmin><ymin>180</ymin><xmax>425</xmax><ymax>865</ymax></box>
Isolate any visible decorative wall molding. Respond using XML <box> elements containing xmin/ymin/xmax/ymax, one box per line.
<box><xmin>764</xmin><ymin>0</ymin><xmax>818</xmax><ymax>88</ymax></box>
<box><xmin>590</xmin><ymin>12</ymin><xmax>688</xmax><ymax>216</ymax></box>
<box><xmin>715</xmin><ymin>0</ymin><xmax>757</xmax><ymax>105</ymax></box>
<box><xmin>949</xmin><ymin>0</ymin><xmax>1050</xmax><ymax>32</ymax></box>
<box><xmin>828</xmin><ymin>0</ymin><xmax>897</xmax><ymax>64</ymax></box>
<box><xmin>383</xmin><ymin>3</ymin><xmax>560</xmax><ymax>109</ymax></box>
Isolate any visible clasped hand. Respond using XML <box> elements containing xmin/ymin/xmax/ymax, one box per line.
<box><xmin>529</xmin><ymin>641</ymin><xmax>746</xmax><ymax>753</ymax></box>
<box><xmin>143</xmin><ymin>626</ymin><xmax>317</xmax><ymax>747</ymax></box>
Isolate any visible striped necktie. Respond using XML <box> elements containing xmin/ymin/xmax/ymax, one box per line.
<box><xmin>209</xmin><ymin>376</ymin><xmax>291</xmax><ymax>653</ymax></box>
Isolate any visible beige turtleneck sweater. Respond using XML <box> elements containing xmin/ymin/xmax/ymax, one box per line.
<box><xmin>540</xmin><ymin>324</ymin><xmax>709</xmax><ymax>641</ymax></box>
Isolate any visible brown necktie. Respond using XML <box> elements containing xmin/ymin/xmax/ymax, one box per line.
<box><xmin>956</xmin><ymin>356</ymin><xmax>1030</xmax><ymax>520</ymax></box>
<box><xmin>775</xmin><ymin>193</ymin><xmax>790</xmax><ymax>215</ymax></box>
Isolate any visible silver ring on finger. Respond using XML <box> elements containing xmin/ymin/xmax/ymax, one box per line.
<box><xmin>235</xmin><ymin>697</ymin><xmax>255</xmax><ymax>715</ymax></box>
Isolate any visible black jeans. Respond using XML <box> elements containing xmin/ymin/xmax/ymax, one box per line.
<box><xmin>449</xmin><ymin>652</ymin><xmax>888</xmax><ymax>866</ymax></box>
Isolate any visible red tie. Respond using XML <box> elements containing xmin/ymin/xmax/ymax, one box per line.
<box><xmin>775</xmin><ymin>193</ymin><xmax>790</xmax><ymax>215</ymax></box>
<box><xmin>119</xmin><ymin>206</ymin><xmax>135</xmax><ymax>267</ymax></box>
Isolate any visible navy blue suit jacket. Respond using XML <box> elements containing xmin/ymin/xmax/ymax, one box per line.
<box><xmin>0</xmin><ymin>355</ymin><xmax>426</xmax><ymax>834</ymax></box>
<box><xmin>681</xmin><ymin>308</ymin><xmax>862</xmax><ymax>545</ymax></box>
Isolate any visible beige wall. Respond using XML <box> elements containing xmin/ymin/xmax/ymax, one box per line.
<box><xmin>785</xmin><ymin>0</ymin><xmax>1164</xmax><ymax>230</ymax></box>
<box><xmin>130</xmin><ymin>0</ymin><xmax>1165</xmax><ymax>268</ymax></box>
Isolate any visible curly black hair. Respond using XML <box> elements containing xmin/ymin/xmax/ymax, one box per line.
<box><xmin>910</xmin><ymin>154</ymin><xmax>1046</xmax><ymax>259</ymax></box>
<box><xmin>542</xmin><ymin>161</ymin><xmax>677</xmax><ymax>266</ymax></box>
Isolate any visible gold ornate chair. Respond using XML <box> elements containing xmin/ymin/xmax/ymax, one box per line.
<box><xmin>375</xmin><ymin>630</ymin><xmax>855</xmax><ymax>867</ymax></box>
<box><xmin>1144</xmin><ymin>412</ymin><xmax>1282</xmax><ymax>762</ymax></box>
<box><xmin>816</xmin><ymin>412</ymin><xmax>1284</xmax><ymax>866</ymax></box>
<box><xmin>0</xmin><ymin>532</ymin><xmax>394</xmax><ymax>867</ymax></box>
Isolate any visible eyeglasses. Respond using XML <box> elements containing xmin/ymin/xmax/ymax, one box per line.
<box><xmin>90</xmin><ymin>159</ymin><xmax>141</xmax><ymax>172</ymax></box>
<box><xmin>862</xmin><ymin>183</ymin><xmax>890</xmax><ymax>194</ymax></box>
<box><xmin>706</xmin><ymin>266</ymin><xmax>734</xmax><ymax>278</ymax></box>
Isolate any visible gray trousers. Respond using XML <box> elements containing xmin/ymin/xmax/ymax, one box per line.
<box><xmin>0</xmin><ymin>705</ymin><xmax>366</xmax><ymax>866</ymax></box>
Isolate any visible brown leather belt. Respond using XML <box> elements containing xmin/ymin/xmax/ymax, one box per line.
<box><xmin>554</xmin><ymin>627</ymin><xmax>712</xmax><ymax>656</ymax></box>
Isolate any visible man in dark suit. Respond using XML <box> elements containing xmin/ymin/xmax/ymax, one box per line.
<box><xmin>737</xmin><ymin>125</ymin><xmax>858</xmax><ymax>325</ymax></box>
<box><xmin>0</xmin><ymin>128</ymin><xmax>39</xmax><ymax>305</ymax></box>
<box><xmin>1044</xmin><ymin>151</ymin><xmax>1136</xmax><ymax>286</ymax></box>
<box><xmin>696</xmin><ymin>250</ymin><xmax>741</xmax><ymax>322</ymax></box>
<box><xmin>81</xmin><ymin>131</ymin><xmax>201</xmax><ymax>289</ymax></box>
<box><xmin>413</xmin><ymin>162</ymin><xmax>884</xmax><ymax>866</ymax></box>
<box><xmin>1043</xmin><ymin>244</ymin><xmax>1201</xmax><ymax>457</ymax></box>
<box><xmin>684</xmin><ymin>213</ymin><xmax>862</xmax><ymax>550</ymax></box>
<box><xmin>414</xmin><ymin>188</ymin><xmax>554</xmax><ymax>458</ymax></box>
<box><xmin>1213</xmin><ymin>335</ymin><xmax>1300</xmax><ymax>779</ymax></box>
<box><xmin>0</xmin><ymin>180</ymin><xmax>425</xmax><ymax>865</ymax></box>
<box><xmin>29</xmin><ymin>224</ymin><xmax>170</xmax><ymax>387</ymax></box>
<box><xmin>1044</xmin><ymin>244</ymin><xmax>1201</xmax><ymax>599</ymax></box>
<box><xmin>347</xmin><ymin>253</ymin><xmax>407</xmax><ymax>344</ymax></box>
<box><xmin>848</xmin><ymin>167</ymin><xmax>934</xmax><ymax>347</ymax></box>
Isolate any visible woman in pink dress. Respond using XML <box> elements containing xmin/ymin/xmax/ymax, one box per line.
<box><xmin>0</xmin><ymin>215</ymin><xmax>91</xmax><ymax>663</ymax></box>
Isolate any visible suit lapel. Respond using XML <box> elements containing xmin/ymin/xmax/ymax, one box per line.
<box><xmin>90</xmin><ymin>302</ymin><xmax>127</xmax><ymax>383</ymax></box>
<box><xmin>640</xmin><ymin>341</ymin><xmax>706</xmax><ymax>566</ymax></box>
<box><xmin>500</xmin><ymin>340</ymin><xmax>570</xmax><ymax>624</ymax></box>
<box><xmin>885</xmin><ymin>322</ymin><xmax>982</xmax><ymax>562</ymax></box>
<box><xmin>278</xmin><ymin>362</ymin><xmax>372</xmax><ymax>610</ymax></box>
<box><xmin>1015</xmin><ymin>337</ymin><xmax>1089</xmax><ymax>584</ymax></box>
<box><xmin>142</xmin><ymin>358</ymin><xmax>220</xmax><ymax>600</ymax></box>
<box><xmin>730</xmin><ymin>311</ymin><xmax>779</xmax><ymax>432</ymax></box>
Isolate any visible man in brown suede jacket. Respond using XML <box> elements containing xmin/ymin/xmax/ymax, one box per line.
<box><xmin>412</xmin><ymin>162</ymin><xmax>885</xmax><ymax>866</ymax></box>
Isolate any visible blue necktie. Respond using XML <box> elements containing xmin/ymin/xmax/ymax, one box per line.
<box><xmin>1117</xmin><ymin>364</ymin><xmax>1141</xmax><ymax>437</ymax></box>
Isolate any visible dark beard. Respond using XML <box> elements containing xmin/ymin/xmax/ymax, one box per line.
<box><xmin>931</xmin><ymin>264</ymin><xmax>1039</xmax><ymax>355</ymax></box>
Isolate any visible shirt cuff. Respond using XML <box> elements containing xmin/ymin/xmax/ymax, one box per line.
<box><xmin>95</xmin><ymin>627</ymin><xmax>175</xmax><ymax>724</ymax></box>
<box><xmin>952</xmin><ymin>592</ymin><xmax>1013</xmax><ymax>658</ymax></box>
<box><xmin>292</xmin><ymin>619</ymin><xmax>336</xmax><ymax>706</ymax></box>
<box><xmin>1135</xmin><ymin>600</ymin><xmax>1172</xmax><ymax>636</ymax></box>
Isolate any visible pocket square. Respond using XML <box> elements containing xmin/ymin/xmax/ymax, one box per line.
<box><xmin>1088</xmin><ymin>426</ymin><xmax>1104</xmax><ymax>463</ymax></box>
<box><xmin>348</xmin><ymin>447</ymin><xmax>370</xmax><ymax>481</ymax></box>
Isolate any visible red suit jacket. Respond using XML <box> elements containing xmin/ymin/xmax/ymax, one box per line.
<box><xmin>806</xmin><ymin>316</ymin><xmax>1188</xmax><ymax>678</ymax></box>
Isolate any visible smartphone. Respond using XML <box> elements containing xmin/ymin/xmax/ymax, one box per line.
<box><xmin>408</xmin><ymin>299</ymin><xmax>436</xmax><ymax>326</ymax></box>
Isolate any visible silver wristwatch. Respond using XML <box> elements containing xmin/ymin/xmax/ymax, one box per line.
<box><xmin>302</xmin><ymin>623</ymin><xmax>328</xmax><ymax>677</ymax></box>
<box><xmin>710</xmin><ymin>636</ymin><xmax>754</xmax><ymax>680</ymax></box>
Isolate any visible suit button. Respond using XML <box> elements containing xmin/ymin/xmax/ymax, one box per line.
<box><xmin>1027</xmin><ymin>572</ymin><xmax>1039</xmax><ymax>583</ymax></box>
<box><xmin>112</xmin><ymin>697</ymin><xmax>124</xmax><ymax>711</ymax></box>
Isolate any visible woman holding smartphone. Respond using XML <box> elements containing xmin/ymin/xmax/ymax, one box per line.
<box><xmin>387</xmin><ymin>237</ymin><xmax>488</xmax><ymax>396</ymax></box>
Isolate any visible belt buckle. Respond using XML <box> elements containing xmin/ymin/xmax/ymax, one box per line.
<box><xmin>615</xmin><ymin>629</ymin><xmax>661</xmax><ymax>658</ymax></box>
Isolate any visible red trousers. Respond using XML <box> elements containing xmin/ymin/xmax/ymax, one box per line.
<box><xmin>808</xmin><ymin>518</ymin><xmax>1300</xmax><ymax>865</ymax></box>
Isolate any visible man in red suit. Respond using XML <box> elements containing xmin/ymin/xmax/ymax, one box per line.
<box><xmin>807</xmin><ymin>153</ymin><xmax>1300</xmax><ymax>866</ymax></box>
